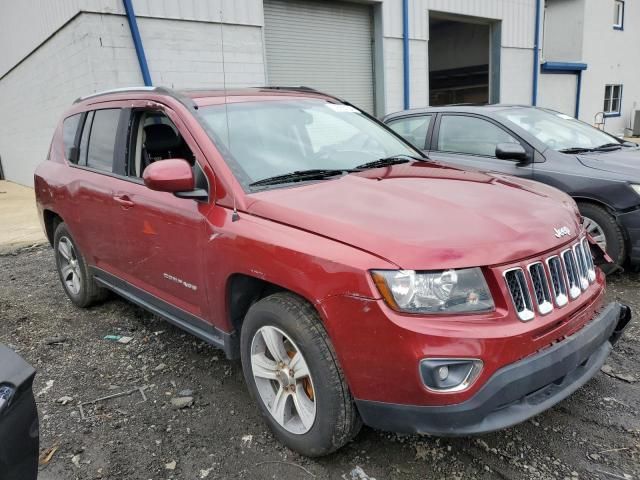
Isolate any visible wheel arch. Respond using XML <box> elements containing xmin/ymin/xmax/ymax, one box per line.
<box><xmin>42</xmin><ymin>209</ymin><xmax>63</xmax><ymax>246</ymax></box>
<box><xmin>226</xmin><ymin>273</ymin><xmax>323</xmax><ymax>357</ymax></box>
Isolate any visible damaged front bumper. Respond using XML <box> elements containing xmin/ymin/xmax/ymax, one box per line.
<box><xmin>356</xmin><ymin>302</ymin><xmax>632</xmax><ymax>436</ymax></box>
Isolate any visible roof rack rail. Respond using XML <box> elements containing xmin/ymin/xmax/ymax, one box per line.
<box><xmin>73</xmin><ymin>85</ymin><xmax>197</xmax><ymax>110</ymax></box>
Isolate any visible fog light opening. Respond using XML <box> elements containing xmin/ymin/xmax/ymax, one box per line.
<box><xmin>420</xmin><ymin>359</ymin><xmax>483</xmax><ymax>393</ymax></box>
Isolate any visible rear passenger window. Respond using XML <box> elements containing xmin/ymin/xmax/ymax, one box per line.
<box><xmin>387</xmin><ymin>115</ymin><xmax>432</xmax><ymax>149</ymax></box>
<box><xmin>62</xmin><ymin>114</ymin><xmax>82</xmax><ymax>163</ymax></box>
<box><xmin>86</xmin><ymin>109</ymin><xmax>120</xmax><ymax>172</ymax></box>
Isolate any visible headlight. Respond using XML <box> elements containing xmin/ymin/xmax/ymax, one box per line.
<box><xmin>631</xmin><ymin>184</ymin><xmax>640</xmax><ymax>196</ymax></box>
<box><xmin>371</xmin><ymin>268</ymin><xmax>494</xmax><ymax>314</ymax></box>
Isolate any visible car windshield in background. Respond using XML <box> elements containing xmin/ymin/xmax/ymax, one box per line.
<box><xmin>495</xmin><ymin>107</ymin><xmax>621</xmax><ymax>152</ymax></box>
<box><xmin>198</xmin><ymin>99</ymin><xmax>418</xmax><ymax>188</ymax></box>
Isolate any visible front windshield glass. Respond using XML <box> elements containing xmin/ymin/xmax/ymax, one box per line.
<box><xmin>494</xmin><ymin>107</ymin><xmax>619</xmax><ymax>151</ymax></box>
<box><xmin>198</xmin><ymin>99</ymin><xmax>418</xmax><ymax>188</ymax></box>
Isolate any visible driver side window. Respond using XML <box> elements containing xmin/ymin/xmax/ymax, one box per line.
<box><xmin>437</xmin><ymin>115</ymin><xmax>519</xmax><ymax>157</ymax></box>
<box><xmin>127</xmin><ymin>111</ymin><xmax>195</xmax><ymax>178</ymax></box>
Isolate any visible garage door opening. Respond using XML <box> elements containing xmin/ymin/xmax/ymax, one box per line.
<box><xmin>428</xmin><ymin>13</ymin><xmax>499</xmax><ymax>106</ymax></box>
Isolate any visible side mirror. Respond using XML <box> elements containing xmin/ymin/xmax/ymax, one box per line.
<box><xmin>495</xmin><ymin>143</ymin><xmax>528</xmax><ymax>162</ymax></box>
<box><xmin>143</xmin><ymin>159</ymin><xmax>195</xmax><ymax>193</ymax></box>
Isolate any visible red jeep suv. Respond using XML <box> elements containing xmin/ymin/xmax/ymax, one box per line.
<box><xmin>35</xmin><ymin>86</ymin><xmax>631</xmax><ymax>456</ymax></box>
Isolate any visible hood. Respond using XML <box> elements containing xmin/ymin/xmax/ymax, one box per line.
<box><xmin>577</xmin><ymin>146</ymin><xmax>640</xmax><ymax>177</ymax></box>
<box><xmin>247</xmin><ymin>163</ymin><xmax>582</xmax><ymax>269</ymax></box>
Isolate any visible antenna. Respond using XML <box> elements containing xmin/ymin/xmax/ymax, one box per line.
<box><xmin>220</xmin><ymin>8</ymin><xmax>240</xmax><ymax>222</ymax></box>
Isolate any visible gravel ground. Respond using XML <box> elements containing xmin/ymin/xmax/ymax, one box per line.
<box><xmin>1</xmin><ymin>245</ymin><xmax>639</xmax><ymax>480</ymax></box>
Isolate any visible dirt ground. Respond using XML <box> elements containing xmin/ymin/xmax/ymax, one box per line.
<box><xmin>1</xmin><ymin>245</ymin><xmax>639</xmax><ymax>480</ymax></box>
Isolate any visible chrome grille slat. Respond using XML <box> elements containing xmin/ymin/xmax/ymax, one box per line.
<box><xmin>573</xmin><ymin>242</ymin><xmax>590</xmax><ymax>290</ymax></box>
<box><xmin>581</xmin><ymin>237</ymin><xmax>597</xmax><ymax>283</ymax></box>
<box><xmin>547</xmin><ymin>256</ymin><xmax>568</xmax><ymax>307</ymax></box>
<box><xmin>504</xmin><ymin>239</ymin><xmax>595</xmax><ymax>321</ymax></box>
<box><xmin>504</xmin><ymin>268</ymin><xmax>535</xmax><ymax>322</ymax></box>
<box><xmin>527</xmin><ymin>262</ymin><xmax>553</xmax><ymax>315</ymax></box>
<box><xmin>561</xmin><ymin>248</ymin><xmax>582</xmax><ymax>299</ymax></box>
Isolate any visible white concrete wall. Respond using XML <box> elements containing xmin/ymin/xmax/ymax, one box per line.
<box><xmin>579</xmin><ymin>0</ymin><xmax>640</xmax><ymax>135</ymax></box>
<box><xmin>542</xmin><ymin>0</ymin><xmax>585</xmax><ymax>62</ymax></box>
<box><xmin>538</xmin><ymin>73</ymin><xmax>578</xmax><ymax>116</ymax></box>
<box><xmin>0</xmin><ymin>0</ymin><xmax>264</xmax><ymax>78</ymax></box>
<box><xmin>0</xmin><ymin>12</ymin><xmax>265</xmax><ymax>186</ymax></box>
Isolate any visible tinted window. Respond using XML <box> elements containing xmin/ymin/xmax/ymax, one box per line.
<box><xmin>86</xmin><ymin>109</ymin><xmax>120</xmax><ymax>172</ymax></box>
<box><xmin>387</xmin><ymin>116</ymin><xmax>432</xmax><ymax>148</ymax></box>
<box><xmin>437</xmin><ymin>115</ymin><xmax>518</xmax><ymax>157</ymax></box>
<box><xmin>62</xmin><ymin>114</ymin><xmax>82</xmax><ymax>163</ymax></box>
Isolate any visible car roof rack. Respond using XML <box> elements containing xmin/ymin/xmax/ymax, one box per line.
<box><xmin>73</xmin><ymin>86</ymin><xmax>191</xmax><ymax>104</ymax></box>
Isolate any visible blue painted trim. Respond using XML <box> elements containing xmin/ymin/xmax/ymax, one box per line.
<box><xmin>402</xmin><ymin>0</ymin><xmax>410</xmax><ymax>109</ymax></box>
<box><xmin>123</xmin><ymin>0</ymin><xmax>152</xmax><ymax>86</ymax></box>
<box><xmin>531</xmin><ymin>0</ymin><xmax>542</xmax><ymax>105</ymax></box>
<box><xmin>575</xmin><ymin>71</ymin><xmax>582</xmax><ymax>118</ymax></box>
<box><xmin>541</xmin><ymin>62</ymin><xmax>588</xmax><ymax>72</ymax></box>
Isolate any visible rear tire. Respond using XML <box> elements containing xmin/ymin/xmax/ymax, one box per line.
<box><xmin>578</xmin><ymin>202</ymin><xmax>626</xmax><ymax>272</ymax></box>
<box><xmin>53</xmin><ymin>222</ymin><xmax>107</xmax><ymax>307</ymax></box>
<box><xmin>240</xmin><ymin>292</ymin><xmax>361</xmax><ymax>457</ymax></box>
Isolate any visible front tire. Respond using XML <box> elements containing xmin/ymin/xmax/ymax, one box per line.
<box><xmin>578</xmin><ymin>202</ymin><xmax>626</xmax><ymax>272</ymax></box>
<box><xmin>240</xmin><ymin>292</ymin><xmax>361</xmax><ymax>456</ymax></box>
<box><xmin>53</xmin><ymin>222</ymin><xmax>107</xmax><ymax>307</ymax></box>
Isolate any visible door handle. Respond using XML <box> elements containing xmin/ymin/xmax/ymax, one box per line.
<box><xmin>113</xmin><ymin>195</ymin><xmax>134</xmax><ymax>209</ymax></box>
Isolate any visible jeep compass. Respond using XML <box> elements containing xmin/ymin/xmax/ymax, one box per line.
<box><xmin>34</xmin><ymin>86</ymin><xmax>631</xmax><ymax>456</ymax></box>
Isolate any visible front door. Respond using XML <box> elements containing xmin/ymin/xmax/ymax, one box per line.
<box><xmin>428</xmin><ymin>113</ymin><xmax>534</xmax><ymax>178</ymax></box>
<box><xmin>107</xmin><ymin>107</ymin><xmax>210</xmax><ymax>320</ymax></box>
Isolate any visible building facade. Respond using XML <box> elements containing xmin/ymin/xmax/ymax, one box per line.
<box><xmin>0</xmin><ymin>0</ymin><xmax>635</xmax><ymax>186</ymax></box>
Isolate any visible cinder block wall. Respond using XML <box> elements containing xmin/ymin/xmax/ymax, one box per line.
<box><xmin>0</xmin><ymin>12</ymin><xmax>266</xmax><ymax>187</ymax></box>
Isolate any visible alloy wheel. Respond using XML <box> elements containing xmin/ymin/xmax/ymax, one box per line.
<box><xmin>57</xmin><ymin>236</ymin><xmax>82</xmax><ymax>295</ymax></box>
<box><xmin>250</xmin><ymin>325</ymin><xmax>316</xmax><ymax>434</ymax></box>
<box><xmin>582</xmin><ymin>216</ymin><xmax>607</xmax><ymax>252</ymax></box>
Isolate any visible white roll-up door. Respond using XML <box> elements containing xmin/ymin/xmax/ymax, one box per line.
<box><xmin>263</xmin><ymin>0</ymin><xmax>375</xmax><ymax>113</ymax></box>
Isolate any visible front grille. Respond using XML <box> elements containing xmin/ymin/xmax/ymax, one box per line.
<box><xmin>504</xmin><ymin>269</ymin><xmax>534</xmax><ymax>321</ymax></box>
<box><xmin>504</xmin><ymin>238</ymin><xmax>595</xmax><ymax>321</ymax></box>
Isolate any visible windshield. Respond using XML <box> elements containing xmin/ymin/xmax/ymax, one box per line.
<box><xmin>198</xmin><ymin>99</ymin><xmax>419</xmax><ymax>188</ymax></box>
<box><xmin>494</xmin><ymin>107</ymin><xmax>620</xmax><ymax>151</ymax></box>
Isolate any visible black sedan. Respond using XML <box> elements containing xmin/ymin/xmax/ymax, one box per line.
<box><xmin>384</xmin><ymin>105</ymin><xmax>640</xmax><ymax>269</ymax></box>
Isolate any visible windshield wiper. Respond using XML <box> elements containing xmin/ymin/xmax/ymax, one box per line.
<box><xmin>249</xmin><ymin>169</ymin><xmax>357</xmax><ymax>187</ymax></box>
<box><xmin>355</xmin><ymin>154</ymin><xmax>422</xmax><ymax>170</ymax></box>
<box><xmin>559</xmin><ymin>147</ymin><xmax>595</xmax><ymax>154</ymax></box>
<box><xmin>594</xmin><ymin>142</ymin><xmax>622</xmax><ymax>151</ymax></box>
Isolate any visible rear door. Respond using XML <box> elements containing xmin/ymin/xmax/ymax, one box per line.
<box><xmin>64</xmin><ymin>107</ymin><xmax>129</xmax><ymax>272</ymax></box>
<box><xmin>428</xmin><ymin>113</ymin><xmax>534</xmax><ymax>178</ymax></box>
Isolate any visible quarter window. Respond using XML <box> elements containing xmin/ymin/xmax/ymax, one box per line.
<box><xmin>614</xmin><ymin>0</ymin><xmax>624</xmax><ymax>29</ymax></box>
<box><xmin>86</xmin><ymin>109</ymin><xmax>120</xmax><ymax>172</ymax></box>
<box><xmin>603</xmin><ymin>85</ymin><xmax>622</xmax><ymax>116</ymax></box>
<box><xmin>62</xmin><ymin>114</ymin><xmax>82</xmax><ymax>163</ymax></box>
<box><xmin>387</xmin><ymin>115</ymin><xmax>432</xmax><ymax>149</ymax></box>
<box><xmin>437</xmin><ymin>115</ymin><xmax>518</xmax><ymax>157</ymax></box>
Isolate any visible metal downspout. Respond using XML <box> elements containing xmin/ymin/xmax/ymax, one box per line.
<box><xmin>403</xmin><ymin>0</ymin><xmax>410</xmax><ymax>109</ymax></box>
<box><xmin>531</xmin><ymin>0</ymin><xmax>542</xmax><ymax>105</ymax></box>
<box><xmin>123</xmin><ymin>0</ymin><xmax>152</xmax><ymax>86</ymax></box>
